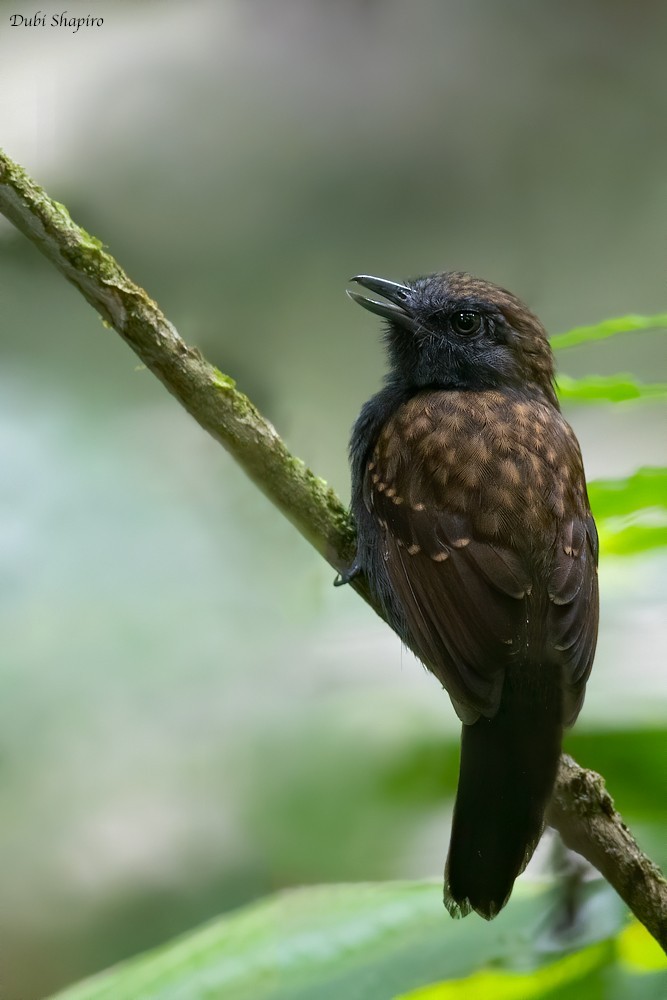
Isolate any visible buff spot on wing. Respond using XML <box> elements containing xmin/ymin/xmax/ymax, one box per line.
<box><xmin>382</xmin><ymin>434</ymin><xmax>400</xmax><ymax>459</ymax></box>
<box><xmin>459</xmin><ymin>463</ymin><xmax>479</xmax><ymax>488</ymax></box>
<box><xmin>485</xmin><ymin>390</ymin><xmax>504</xmax><ymax>407</ymax></box>
<box><xmin>407</xmin><ymin>544</ymin><xmax>421</xmax><ymax>555</ymax></box>
<box><xmin>500</xmin><ymin>459</ymin><xmax>522</xmax><ymax>486</ymax></box>
<box><xmin>472</xmin><ymin>439</ymin><xmax>492</xmax><ymax>465</ymax></box>
<box><xmin>410</xmin><ymin>415</ymin><xmax>434</xmax><ymax>436</ymax></box>
<box><xmin>551</xmin><ymin>495</ymin><xmax>566</xmax><ymax>518</ymax></box>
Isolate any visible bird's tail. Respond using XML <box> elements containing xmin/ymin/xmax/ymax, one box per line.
<box><xmin>444</xmin><ymin>670</ymin><xmax>563</xmax><ymax>920</ymax></box>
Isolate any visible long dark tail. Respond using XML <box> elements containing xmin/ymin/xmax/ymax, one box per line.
<box><xmin>444</xmin><ymin>670</ymin><xmax>563</xmax><ymax>920</ymax></box>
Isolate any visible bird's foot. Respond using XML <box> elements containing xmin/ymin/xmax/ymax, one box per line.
<box><xmin>334</xmin><ymin>556</ymin><xmax>362</xmax><ymax>587</ymax></box>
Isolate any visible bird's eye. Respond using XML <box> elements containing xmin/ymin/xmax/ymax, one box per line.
<box><xmin>451</xmin><ymin>311</ymin><xmax>482</xmax><ymax>336</ymax></box>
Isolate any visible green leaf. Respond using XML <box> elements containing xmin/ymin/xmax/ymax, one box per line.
<box><xmin>618</xmin><ymin>921</ymin><xmax>667</xmax><ymax>973</ymax></box>
<box><xmin>556</xmin><ymin>374</ymin><xmax>667</xmax><ymax>404</ymax></box>
<box><xmin>551</xmin><ymin>314</ymin><xmax>667</xmax><ymax>351</ymax></box>
<box><xmin>588</xmin><ymin>468</ymin><xmax>667</xmax><ymax>518</ymax></box>
<box><xmin>396</xmin><ymin>941</ymin><xmax>610</xmax><ymax>999</ymax></box>
<box><xmin>49</xmin><ymin>880</ymin><xmax>627</xmax><ymax>1000</ymax></box>
<box><xmin>397</xmin><ymin>923</ymin><xmax>667</xmax><ymax>1000</ymax></box>
<box><xmin>589</xmin><ymin>467</ymin><xmax>667</xmax><ymax>555</ymax></box>
<box><xmin>596</xmin><ymin>524</ymin><xmax>667</xmax><ymax>556</ymax></box>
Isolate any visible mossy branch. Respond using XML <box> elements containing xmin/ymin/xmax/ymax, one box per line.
<box><xmin>547</xmin><ymin>756</ymin><xmax>666</xmax><ymax>948</ymax></box>
<box><xmin>1</xmin><ymin>148</ymin><xmax>665</xmax><ymax>948</ymax></box>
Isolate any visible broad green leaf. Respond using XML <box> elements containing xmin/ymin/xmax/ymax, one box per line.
<box><xmin>551</xmin><ymin>314</ymin><xmax>667</xmax><ymax>350</ymax></box>
<box><xmin>50</xmin><ymin>880</ymin><xmax>626</xmax><ymax>1000</ymax></box>
<box><xmin>556</xmin><ymin>374</ymin><xmax>667</xmax><ymax>404</ymax></box>
<box><xmin>396</xmin><ymin>940</ymin><xmax>610</xmax><ymax>999</ymax></box>
<box><xmin>397</xmin><ymin>923</ymin><xmax>666</xmax><ymax>1000</ymax></box>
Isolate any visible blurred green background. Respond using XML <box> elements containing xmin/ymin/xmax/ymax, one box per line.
<box><xmin>1</xmin><ymin>1</ymin><xmax>666</xmax><ymax>997</ymax></box>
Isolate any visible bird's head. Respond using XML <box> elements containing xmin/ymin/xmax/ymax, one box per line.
<box><xmin>348</xmin><ymin>272</ymin><xmax>558</xmax><ymax>405</ymax></box>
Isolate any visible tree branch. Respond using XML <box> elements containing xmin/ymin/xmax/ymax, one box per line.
<box><xmin>1</xmin><ymin>148</ymin><xmax>665</xmax><ymax>949</ymax></box>
<box><xmin>547</xmin><ymin>755</ymin><xmax>666</xmax><ymax>947</ymax></box>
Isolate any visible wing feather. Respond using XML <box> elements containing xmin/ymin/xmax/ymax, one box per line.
<box><xmin>367</xmin><ymin>391</ymin><xmax>598</xmax><ymax>726</ymax></box>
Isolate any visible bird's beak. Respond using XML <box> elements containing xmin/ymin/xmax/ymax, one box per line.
<box><xmin>347</xmin><ymin>275</ymin><xmax>415</xmax><ymax>331</ymax></box>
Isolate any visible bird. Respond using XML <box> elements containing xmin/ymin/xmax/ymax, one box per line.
<box><xmin>338</xmin><ymin>271</ymin><xmax>599</xmax><ymax>920</ymax></box>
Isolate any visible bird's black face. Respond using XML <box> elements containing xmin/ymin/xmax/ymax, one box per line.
<box><xmin>348</xmin><ymin>272</ymin><xmax>556</xmax><ymax>401</ymax></box>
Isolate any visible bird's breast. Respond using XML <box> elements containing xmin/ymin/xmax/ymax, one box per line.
<box><xmin>370</xmin><ymin>389</ymin><xmax>588</xmax><ymax>543</ymax></box>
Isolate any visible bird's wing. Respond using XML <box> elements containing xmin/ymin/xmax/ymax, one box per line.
<box><xmin>547</xmin><ymin>513</ymin><xmax>599</xmax><ymax>725</ymax></box>
<box><xmin>372</xmin><ymin>495</ymin><xmax>530</xmax><ymax>721</ymax></box>
<box><xmin>367</xmin><ymin>391</ymin><xmax>598</xmax><ymax>724</ymax></box>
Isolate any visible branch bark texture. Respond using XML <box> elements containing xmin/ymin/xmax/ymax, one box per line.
<box><xmin>547</xmin><ymin>755</ymin><xmax>666</xmax><ymax>947</ymax></box>
<box><xmin>1</xmin><ymin>148</ymin><xmax>664</xmax><ymax>949</ymax></box>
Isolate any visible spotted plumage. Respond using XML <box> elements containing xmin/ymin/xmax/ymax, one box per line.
<box><xmin>366</xmin><ymin>388</ymin><xmax>597</xmax><ymax>728</ymax></box>
<box><xmin>343</xmin><ymin>271</ymin><xmax>599</xmax><ymax>919</ymax></box>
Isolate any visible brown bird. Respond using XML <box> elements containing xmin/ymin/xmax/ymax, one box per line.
<box><xmin>341</xmin><ymin>272</ymin><xmax>599</xmax><ymax>919</ymax></box>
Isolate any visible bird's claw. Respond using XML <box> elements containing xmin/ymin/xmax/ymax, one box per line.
<box><xmin>334</xmin><ymin>556</ymin><xmax>362</xmax><ymax>587</ymax></box>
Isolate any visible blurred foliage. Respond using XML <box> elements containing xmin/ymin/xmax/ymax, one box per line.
<box><xmin>556</xmin><ymin>375</ymin><xmax>667</xmax><ymax>404</ymax></box>
<box><xmin>550</xmin><ymin>313</ymin><xmax>667</xmax><ymax>351</ymax></box>
<box><xmin>589</xmin><ymin>468</ymin><xmax>667</xmax><ymax>556</ymax></box>
<box><xmin>50</xmin><ymin>881</ymin><xmax>665</xmax><ymax>1000</ymax></box>
<box><xmin>551</xmin><ymin>314</ymin><xmax>667</xmax><ymax>557</ymax></box>
<box><xmin>588</xmin><ymin>468</ymin><xmax>667</xmax><ymax>520</ymax></box>
<box><xmin>399</xmin><ymin>924</ymin><xmax>666</xmax><ymax>1000</ymax></box>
